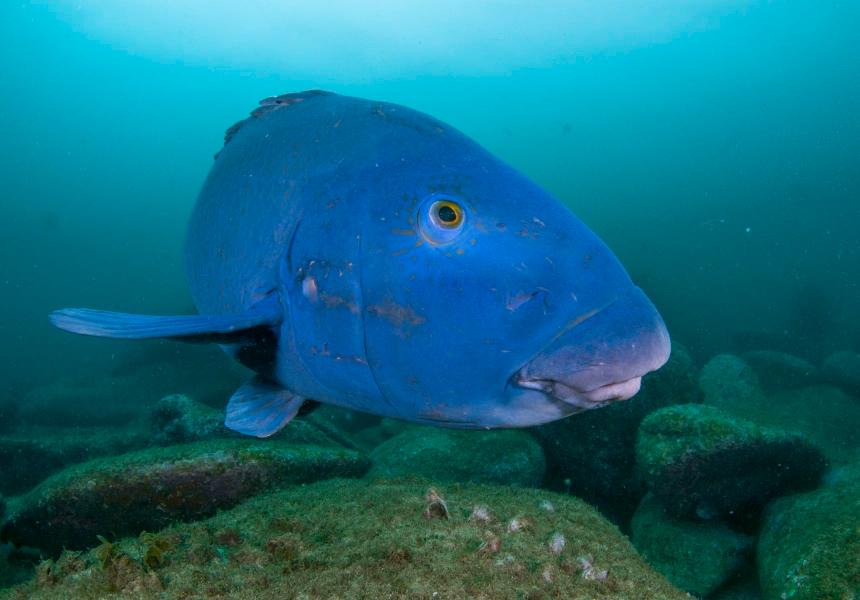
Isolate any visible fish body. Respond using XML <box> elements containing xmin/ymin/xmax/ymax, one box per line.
<box><xmin>52</xmin><ymin>91</ymin><xmax>670</xmax><ymax>436</ymax></box>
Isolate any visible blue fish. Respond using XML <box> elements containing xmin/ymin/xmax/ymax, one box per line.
<box><xmin>51</xmin><ymin>91</ymin><xmax>670</xmax><ymax>437</ymax></box>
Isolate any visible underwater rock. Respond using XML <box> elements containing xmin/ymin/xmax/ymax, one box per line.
<box><xmin>307</xmin><ymin>403</ymin><xmax>382</xmax><ymax>435</ymax></box>
<box><xmin>0</xmin><ymin>426</ymin><xmax>149</xmax><ymax>496</ymax></box>
<box><xmin>347</xmin><ymin>417</ymin><xmax>420</xmax><ymax>452</ymax></box>
<box><xmin>368</xmin><ymin>427</ymin><xmax>545</xmax><ymax>487</ymax></box>
<box><xmin>151</xmin><ymin>394</ymin><xmax>227</xmax><ymax>444</ymax></box>
<box><xmin>703</xmin><ymin>378</ymin><xmax>860</xmax><ymax>464</ymax></box>
<box><xmin>532</xmin><ymin>343</ymin><xmax>699</xmax><ymax>525</ymax></box>
<box><xmin>1</xmin><ymin>439</ymin><xmax>369</xmax><ymax>556</ymax></box>
<box><xmin>822</xmin><ymin>350</ymin><xmax>860</xmax><ymax>396</ymax></box>
<box><xmin>760</xmin><ymin>386</ymin><xmax>860</xmax><ymax>463</ymax></box>
<box><xmin>151</xmin><ymin>394</ymin><xmax>355</xmax><ymax>449</ymax></box>
<box><xmin>757</xmin><ymin>459</ymin><xmax>860</xmax><ymax>600</ymax></box>
<box><xmin>4</xmin><ymin>479</ymin><xmax>688</xmax><ymax>599</ymax></box>
<box><xmin>699</xmin><ymin>353</ymin><xmax>765</xmax><ymax>410</ymax></box>
<box><xmin>630</xmin><ymin>493</ymin><xmax>753</xmax><ymax>597</ymax></box>
<box><xmin>700</xmin><ymin>353</ymin><xmax>859</xmax><ymax>464</ymax></box>
<box><xmin>636</xmin><ymin>404</ymin><xmax>826</xmax><ymax>519</ymax></box>
<box><xmin>740</xmin><ymin>350</ymin><xmax>820</xmax><ymax>392</ymax></box>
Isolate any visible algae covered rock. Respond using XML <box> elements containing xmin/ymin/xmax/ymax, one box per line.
<box><xmin>369</xmin><ymin>428</ymin><xmax>545</xmax><ymax>487</ymax></box>
<box><xmin>758</xmin><ymin>460</ymin><xmax>860</xmax><ymax>600</ymax></box>
<box><xmin>631</xmin><ymin>493</ymin><xmax>752</xmax><ymax>597</ymax></box>
<box><xmin>4</xmin><ymin>479</ymin><xmax>688</xmax><ymax>599</ymax></box>
<box><xmin>699</xmin><ymin>353</ymin><xmax>765</xmax><ymax>410</ymax></box>
<box><xmin>532</xmin><ymin>343</ymin><xmax>699</xmax><ymax>524</ymax></box>
<box><xmin>740</xmin><ymin>350</ymin><xmax>820</xmax><ymax>392</ymax></box>
<box><xmin>150</xmin><ymin>394</ymin><xmax>345</xmax><ymax>448</ymax></box>
<box><xmin>151</xmin><ymin>394</ymin><xmax>228</xmax><ymax>444</ymax></box>
<box><xmin>0</xmin><ymin>426</ymin><xmax>149</xmax><ymax>496</ymax></box>
<box><xmin>701</xmin><ymin>362</ymin><xmax>860</xmax><ymax>464</ymax></box>
<box><xmin>822</xmin><ymin>349</ymin><xmax>860</xmax><ymax>396</ymax></box>
<box><xmin>1</xmin><ymin>439</ymin><xmax>369</xmax><ymax>555</ymax></box>
<box><xmin>636</xmin><ymin>404</ymin><xmax>826</xmax><ymax>518</ymax></box>
<box><xmin>760</xmin><ymin>385</ymin><xmax>860</xmax><ymax>463</ymax></box>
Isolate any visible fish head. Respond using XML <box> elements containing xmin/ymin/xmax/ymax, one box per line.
<box><xmin>359</xmin><ymin>112</ymin><xmax>670</xmax><ymax>427</ymax></box>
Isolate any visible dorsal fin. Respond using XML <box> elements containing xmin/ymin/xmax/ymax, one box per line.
<box><xmin>218</xmin><ymin>90</ymin><xmax>334</xmax><ymax>158</ymax></box>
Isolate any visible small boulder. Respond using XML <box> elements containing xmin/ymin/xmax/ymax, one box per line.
<box><xmin>532</xmin><ymin>343</ymin><xmax>699</xmax><ymax>524</ymax></box>
<box><xmin>151</xmin><ymin>394</ymin><xmax>353</xmax><ymax>449</ymax></box>
<box><xmin>0</xmin><ymin>426</ymin><xmax>149</xmax><ymax>496</ymax></box>
<box><xmin>740</xmin><ymin>350</ymin><xmax>820</xmax><ymax>392</ymax></box>
<box><xmin>151</xmin><ymin>394</ymin><xmax>227</xmax><ymax>444</ymax></box>
<box><xmin>1</xmin><ymin>439</ymin><xmax>369</xmax><ymax>555</ymax></box>
<box><xmin>631</xmin><ymin>494</ymin><xmax>753</xmax><ymax>597</ymax></box>
<box><xmin>763</xmin><ymin>386</ymin><xmax>860</xmax><ymax>463</ymax></box>
<box><xmin>369</xmin><ymin>428</ymin><xmax>545</xmax><ymax>487</ymax></box>
<box><xmin>758</xmin><ymin>460</ymin><xmax>860</xmax><ymax>600</ymax></box>
<box><xmin>4</xmin><ymin>480</ymin><xmax>689</xmax><ymax>599</ymax></box>
<box><xmin>700</xmin><ymin>354</ymin><xmax>859</xmax><ymax>464</ymax></box>
<box><xmin>699</xmin><ymin>354</ymin><xmax>765</xmax><ymax>410</ymax></box>
<box><xmin>822</xmin><ymin>350</ymin><xmax>860</xmax><ymax>396</ymax></box>
<box><xmin>636</xmin><ymin>404</ymin><xmax>826</xmax><ymax>519</ymax></box>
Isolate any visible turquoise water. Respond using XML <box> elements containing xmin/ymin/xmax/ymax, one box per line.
<box><xmin>1</xmin><ymin>2</ymin><xmax>858</xmax><ymax>597</ymax></box>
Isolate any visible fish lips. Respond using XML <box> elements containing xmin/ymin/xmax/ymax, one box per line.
<box><xmin>514</xmin><ymin>285</ymin><xmax>670</xmax><ymax>410</ymax></box>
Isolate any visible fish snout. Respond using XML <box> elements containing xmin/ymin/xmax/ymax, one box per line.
<box><xmin>516</xmin><ymin>286</ymin><xmax>670</xmax><ymax>410</ymax></box>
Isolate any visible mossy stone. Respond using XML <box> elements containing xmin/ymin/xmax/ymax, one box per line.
<box><xmin>1</xmin><ymin>439</ymin><xmax>369</xmax><ymax>555</ymax></box>
<box><xmin>150</xmin><ymin>394</ymin><xmax>344</xmax><ymax>448</ymax></box>
<box><xmin>1</xmin><ymin>479</ymin><xmax>688</xmax><ymax>599</ymax></box>
<box><xmin>822</xmin><ymin>350</ymin><xmax>860</xmax><ymax>396</ymax></box>
<box><xmin>636</xmin><ymin>404</ymin><xmax>826</xmax><ymax>518</ymax></box>
<box><xmin>0</xmin><ymin>426</ymin><xmax>149</xmax><ymax>496</ymax></box>
<box><xmin>699</xmin><ymin>353</ymin><xmax>764</xmax><ymax>410</ymax></box>
<box><xmin>740</xmin><ymin>350</ymin><xmax>820</xmax><ymax>392</ymax></box>
<box><xmin>369</xmin><ymin>427</ymin><xmax>545</xmax><ymax>487</ymax></box>
<box><xmin>758</xmin><ymin>461</ymin><xmax>860</xmax><ymax>600</ymax></box>
<box><xmin>631</xmin><ymin>494</ymin><xmax>752</xmax><ymax>597</ymax></box>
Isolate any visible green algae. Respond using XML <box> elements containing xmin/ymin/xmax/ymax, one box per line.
<box><xmin>700</xmin><ymin>354</ymin><xmax>860</xmax><ymax>464</ymax></box>
<box><xmin>758</xmin><ymin>461</ymin><xmax>860</xmax><ymax>600</ymax></box>
<box><xmin>631</xmin><ymin>493</ymin><xmax>752</xmax><ymax>597</ymax></box>
<box><xmin>151</xmin><ymin>394</ymin><xmax>346</xmax><ymax>448</ymax></box>
<box><xmin>0</xmin><ymin>478</ymin><xmax>688</xmax><ymax>599</ymax></box>
<box><xmin>636</xmin><ymin>404</ymin><xmax>826</xmax><ymax>518</ymax></box>
<box><xmin>0</xmin><ymin>425</ymin><xmax>149</xmax><ymax>495</ymax></box>
<box><xmin>369</xmin><ymin>427</ymin><xmax>545</xmax><ymax>487</ymax></box>
<box><xmin>1</xmin><ymin>439</ymin><xmax>369</xmax><ymax>555</ymax></box>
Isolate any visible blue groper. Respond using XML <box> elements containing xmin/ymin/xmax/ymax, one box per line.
<box><xmin>51</xmin><ymin>91</ymin><xmax>670</xmax><ymax>437</ymax></box>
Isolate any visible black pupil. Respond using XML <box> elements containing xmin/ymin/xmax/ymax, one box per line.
<box><xmin>437</xmin><ymin>205</ymin><xmax>457</xmax><ymax>223</ymax></box>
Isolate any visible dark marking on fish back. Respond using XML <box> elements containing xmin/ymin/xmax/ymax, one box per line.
<box><xmin>217</xmin><ymin>90</ymin><xmax>334</xmax><ymax>159</ymax></box>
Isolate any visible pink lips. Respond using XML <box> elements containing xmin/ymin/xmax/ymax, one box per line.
<box><xmin>516</xmin><ymin>374</ymin><xmax>643</xmax><ymax>410</ymax></box>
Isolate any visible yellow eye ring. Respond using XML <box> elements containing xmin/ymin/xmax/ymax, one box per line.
<box><xmin>430</xmin><ymin>200</ymin><xmax>463</xmax><ymax>229</ymax></box>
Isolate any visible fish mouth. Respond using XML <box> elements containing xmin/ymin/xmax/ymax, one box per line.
<box><xmin>512</xmin><ymin>285</ymin><xmax>670</xmax><ymax>411</ymax></box>
<box><xmin>515</xmin><ymin>373</ymin><xmax>643</xmax><ymax>410</ymax></box>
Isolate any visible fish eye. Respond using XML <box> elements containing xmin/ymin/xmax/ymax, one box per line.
<box><xmin>431</xmin><ymin>201</ymin><xmax>463</xmax><ymax>228</ymax></box>
<box><xmin>417</xmin><ymin>195</ymin><xmax>466</xmax><ymax>244</ymax></box>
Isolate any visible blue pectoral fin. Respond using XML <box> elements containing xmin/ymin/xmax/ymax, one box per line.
<box><xmin>225</xmin><ymin>376</ymin><xmax>305</xmax><ymax>438</ymax></box>
<box><xmin>49</xmin><ymin>296</ymin><xmax>282</xmax><ymax>343</ymax></box>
